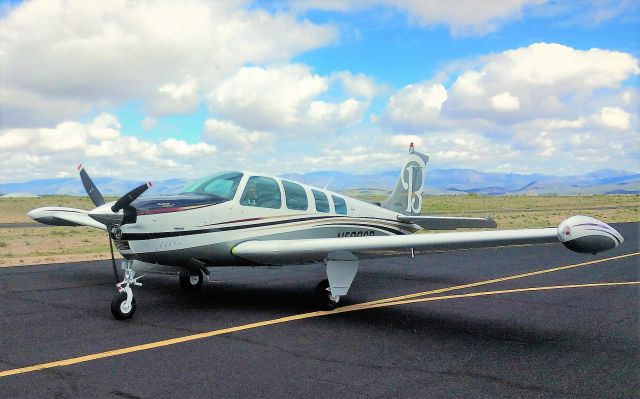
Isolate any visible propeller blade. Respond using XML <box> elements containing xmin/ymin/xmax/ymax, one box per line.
<box><xmin>78</xmin><ymin>164</ymin><xmax>105</xmax><ymax>207</ymax></box>
<box><xmin>111</xmin><ymin>182</ymin><xmax>152</xmax><ymax>212</ymax></box>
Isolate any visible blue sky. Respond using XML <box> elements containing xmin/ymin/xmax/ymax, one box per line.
<box><xmin>0</xmin><ymin>0</ymin><xmax>638</xmax><ymax>182</ymax></box>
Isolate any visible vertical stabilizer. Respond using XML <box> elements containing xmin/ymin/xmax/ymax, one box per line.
<box><xmin>381</xmin><ymin>143</ymin><xmax>429</xmax><ymax>215</ymax></box>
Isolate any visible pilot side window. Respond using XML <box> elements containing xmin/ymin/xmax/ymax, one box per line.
<box><xmin>332</xmin><ymin>195</ymin><xmax>348</xmax><ymax>215</ymax></box>
<box><xmin>312</xmin><ymin>189</ymin><xmax>330</xmax><ymax>213</ymax></box>
<box><xmin>283</xmin><ymin>180</ymin><xmax>308</xmax><ymax>211</ymax></box>
<box><xmin>240</xmin><ymin>176</ymin><xmax>282</xmax><ymax>209</ymax></box>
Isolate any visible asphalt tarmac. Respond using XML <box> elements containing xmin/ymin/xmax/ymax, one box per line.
<box><xmin>1</xmin><ymin>222</ymin><xmax>638</xmax><ymax>398</ymax></box>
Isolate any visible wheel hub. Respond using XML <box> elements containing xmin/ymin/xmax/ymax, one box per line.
<box><xmin>120</xmin><ymin>301</ymin><xmax>131</xmax><ymax>314</ymax></box>
<box><xmin>189</xmin><ymin>275</ymin><xmax>200</xmax><ymax>285</ymax></box>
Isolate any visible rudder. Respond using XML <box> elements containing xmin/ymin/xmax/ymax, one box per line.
<box><xmin>381</xmin><ymin>143</ymin><xmax>429</xmax><ymax>215</ymax></box>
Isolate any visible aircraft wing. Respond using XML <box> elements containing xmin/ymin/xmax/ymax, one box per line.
<box><xmin>231</xmin><ymin>216</ymin><xmax>622</xmax><ymax>265</ymax></box>
<box><xmin>232</xmin><ymin>228</ymin><xmax>558</xmax><ymax>264</ymax></box>
<box><xmin>397</xmin><ymin>215</ymin><xmax>497</xmax><ymax>230</ymax></box>
<box><xmin>28</xmin><ymin>207</ymin><xmax>107</xmax><ymax>230</ymax></box>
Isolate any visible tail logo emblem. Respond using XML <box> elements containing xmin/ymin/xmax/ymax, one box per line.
<box><xmin>402</xmin><ymin>161</ymin><xmax>423</xmax><ymax>213</ymax></box>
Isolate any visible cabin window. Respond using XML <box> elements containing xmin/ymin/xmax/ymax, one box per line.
<box><xmin>240</xmin><ymin>176</ymin><xmax>282</xmax><ymax>209</ymax></box>
<box><xmin>283</xmin><ymin>180</ymin><xmax>308</xmax><ymax>211</ymax></box>
<box><xmin>181</xmin><ymin>172</ymin><xmax>243</xmax><ymax>200</ymax></box>
<box><xmin>312</xmin><ymin>189</ymin><xmax>330</xmax><ymax>213</ymax></box>
<box><xmin>332</xmin><ymin>195</ymin><xmax>348</xmax><ymax>215</ymax></box>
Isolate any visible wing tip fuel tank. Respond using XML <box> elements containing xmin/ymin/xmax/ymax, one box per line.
<box><xmin>557</xmin><ymin>215</ymin><xmax>623</xmax><ymax>254</ymax></box>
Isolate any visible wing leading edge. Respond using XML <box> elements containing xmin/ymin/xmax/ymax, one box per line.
<box><xmin>28</xmin><ymin>207</ymin><xmax>107</xmax><ymax>230</ymax></box>
<box><xmin>231</xmin><ymin>216</ymin><xmax>623</xmax><ymax>265</ymax></box>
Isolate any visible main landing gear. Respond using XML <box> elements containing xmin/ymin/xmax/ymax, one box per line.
<box><xmin>315</xmin><ymin>251</ymin><xmax>359</xmax><ymax>310</ymax></box>
<box><xmin>111</xmin><ymin>259</ymin><xmax>144</xmax><ymax>320</ymax></box>
<box><xmin>316</xmin><ymin>279</ymin><xmax>340</xmax><ymax>310</ymax></box>
<box><xmin>179</xmin><ymin>269</ymin><xmax>204</xmax><ymax>292</ymax></box>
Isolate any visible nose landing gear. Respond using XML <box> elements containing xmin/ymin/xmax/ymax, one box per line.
<box><xmin>111</xmin><ymin>260</ymin><xmax>144</xmax><ymax>320</ymax></box>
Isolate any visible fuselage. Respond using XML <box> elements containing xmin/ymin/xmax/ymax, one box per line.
<box><xmin>115</xmin><ymin>171</ymin><xmax>420</xmax><ymax>266</ymax></box>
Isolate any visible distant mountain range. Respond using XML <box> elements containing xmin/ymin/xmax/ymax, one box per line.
<box><xmin>282</xmin><ymin>169</ymin><xmax>640</xmax><ymax>195</ymax></box>
<box><xmin>0</xmin><ymin>169</ymin><xmax>638</xmax><ymax>196</ymax></box>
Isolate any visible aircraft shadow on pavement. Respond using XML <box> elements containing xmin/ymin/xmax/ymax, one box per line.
<box><xmin>130</xmin><ymin>273</ymin><xmax>579</xmax><ymax>346</ymax></box>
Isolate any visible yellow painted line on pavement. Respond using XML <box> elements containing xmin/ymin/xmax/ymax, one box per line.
<box><xmin>366</xmin><ymin>252</ymin><xmax>639</xmax><ymax>305</ymax></box>
<box><xmin>1</xmin><ymin>252</ymin><xmax>637</xmax><ymax>378</ymax></box>
<box><xmin>346</xmin><ymin>281</ymin><xmax>640</xmax><ymax>311</ymax></box>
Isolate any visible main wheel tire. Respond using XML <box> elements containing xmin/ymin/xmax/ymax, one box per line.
<box><xmin>111</xmin><ymin>291</ymin><xmax>136</xmax><ymax>320</ymax></box>
<box><xmin>315</xmin><ymin>279</ymin><xmax>339</xmax><ymax>310</ymax></box>
<box><xmin>179</xmin><ymin>270</ymin><xmax>203</xmax><ymax>292</ymax></box>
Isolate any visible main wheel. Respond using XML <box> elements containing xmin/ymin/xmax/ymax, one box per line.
<box><xmin>111</xmin><ymin>291</ymin><xmax>136</xmax><ymax>320</ymax></box>
<box><xmin>315</xmin><ymin>279</ymin><xmax>339</xmax><ymax>310</ymax></box>
<box><xmin>179</xmin><ymin>270</ymin><xmax>204</xmax><ymax>292</ymax></box>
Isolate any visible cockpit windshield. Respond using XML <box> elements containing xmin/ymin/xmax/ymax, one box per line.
<box><xmin>181</xmin><ymin>172</ymin><xmax>243</xmax><ymax>200</ymax></box>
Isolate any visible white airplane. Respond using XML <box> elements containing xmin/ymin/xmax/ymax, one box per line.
<box><xmin>28</xmin><ymin>144</ymin><xmax>624</xmax><ymax>320</ymax></box>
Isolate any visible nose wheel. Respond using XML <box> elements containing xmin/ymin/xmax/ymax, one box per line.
<box><xmin>110</xmin><ymin>260</ymin><xmax>144</xmax><ymax>320</ymax></box>
<box><xmin>111</xmin><ymin>291</ymin><xmax>136</xmax><ymax>320</ymax></box>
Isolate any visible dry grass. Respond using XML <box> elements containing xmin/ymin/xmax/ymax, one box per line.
<box><xmin>0</xmin><ymin>226</ymin><xmax>114</xmax><ymax>266</ymax></box>
<box><xmin>0</xmin><ymin>194</ymin><xmax>637</xmax><ymax>267</ymax></box>
<box><xmin>424</xmin><ymin>194</ymin><xmax>639</xmax><ymax>229</ymax></box>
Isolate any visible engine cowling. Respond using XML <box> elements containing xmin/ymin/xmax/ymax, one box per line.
<box><xmin>557</xmin><ymin>216</ymin><xmax>623</xmax><ymax>254</ymax></box>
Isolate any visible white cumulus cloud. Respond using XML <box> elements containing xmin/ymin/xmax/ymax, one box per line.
<box><xmin>490</xmin><ymin>92</ymin><xmax>520</xmax><ymax>112</ymax></box>
<box><xmin>203</xmin><ymin>119</ymin><xmax>271</xmax><ymax>150</ymax></box>
<box><xmin>292</xmin><ymin>0</ymin><xmax>545</xmax><ymax>37</ymax></box>
<box><xmin>332</xmin><ymin>71</ymin><xmax>387</xmax><ymax>99</ymax></box>
<box><xmin>208</xmin><ymin>65</ymin><xmax>368</xmax><ymax>131</ymax></box>
<box><xmin>0</xmin><ymin>0</ymin><xmax>337</xmax><ymax>127</ymax></box>
<box><xmin>0</xmin><ymin>114</ymin><xmax>218</xmax><ymax>181</ymax></box>
<box><xmin>381</xmin><ymin>42</ymin><xmax>638</xmax><ymax>173</ymax></box>
<box><xmin>386</xmin><ymin>43</ymin><xmax>639</xmax><ymax>130</ymax></box>
<box><xmin>387</xmin><ymin>0</ymin><xmax>546</xmax><ymax>36</ymax></box>
<box><xmin>208</xmin><ymin>65</ymin><xmax>328</xmax><ymax>130</ymax></box>
<box><xmin>593</xmin><ymin>106</ymin><xmax>631</xmax><ymax>130</ymax></box>
<box><xmin>384</xmin><ymin>83</ymin><xmax>447</xmax><ymax>129</ymax></box>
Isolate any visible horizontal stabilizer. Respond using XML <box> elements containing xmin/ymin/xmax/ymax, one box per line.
<box><xmin>397</xmin><ymin>215</ymin><xmax>497</xmax><ymax>230</ymax></box>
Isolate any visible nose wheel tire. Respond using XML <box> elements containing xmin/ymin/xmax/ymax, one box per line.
<box><xmin>315</xmin><ymin>279</ymin><xmax>339</xmax><ymax>310</ymax></box>
<box><xmin>111</xmin><ymin>292</ymin><xmax>136</xmax><ymax>320</ymax></box>
<box><xmin>179</xmin><ymin>270</ymin><xmax>204</xmax><ymax>292</ymax></box>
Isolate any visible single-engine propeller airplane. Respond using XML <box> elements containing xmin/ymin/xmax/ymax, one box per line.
<box><xmin>28</xmin><ymin>144</ymin><xmax>624</xmax><ymax>320</ymax></box>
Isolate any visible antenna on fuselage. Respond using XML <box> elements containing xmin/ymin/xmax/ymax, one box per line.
<box><xmin>323</xmin><ymin>171</ymin><xmax>337</xmax><ymax>190</ymax></box>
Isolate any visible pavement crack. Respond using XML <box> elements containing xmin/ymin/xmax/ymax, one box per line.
<box><xmin>453</xmin><ymin>371</ymin><xmax>602</xmax><ymax>398</ymax></box>
<box><xmin>110</xmin><ymin>390</ymin><xmax>146</xmax><ymax>399</ymax></box>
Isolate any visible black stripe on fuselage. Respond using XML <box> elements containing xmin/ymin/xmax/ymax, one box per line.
<box><xmin>121</xmin><ymin>215</ymin><xmax>409</xmax><ymax>241</ymax></box>
<box><xmin>314</xmin><ymin>222</ymin><xmax>407</xmax><ymax>235</ymax></box>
